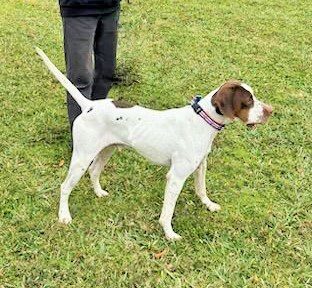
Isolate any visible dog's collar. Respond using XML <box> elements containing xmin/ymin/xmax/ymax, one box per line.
<box><xmin>191</xmin><ymin>95</ymin><xmax>225</xmax><ymax>131</ymax></box>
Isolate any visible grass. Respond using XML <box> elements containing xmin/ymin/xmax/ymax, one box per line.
<box><xmin>0</xmin><ymin>0</ymin><xmax>312</xmax><ymax>286</ymax></box>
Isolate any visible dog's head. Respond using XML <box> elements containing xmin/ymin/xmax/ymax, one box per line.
<box><xmin>211</xmin><ymin>80</ymin><xmax>272</xmax><ymax>128</ymax></box>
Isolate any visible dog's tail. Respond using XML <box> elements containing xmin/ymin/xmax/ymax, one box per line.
<box><xmin>35</xmin><ymin>47</ymin><xmax>91</xmax><ymax>111</ymax></box>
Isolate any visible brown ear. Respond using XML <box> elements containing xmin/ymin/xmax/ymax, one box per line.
<box><xmin>212</xmin><ymin>84</ymin><xmax>237</xmax><ymax>119</ymax></box>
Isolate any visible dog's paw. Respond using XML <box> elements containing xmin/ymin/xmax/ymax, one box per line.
<box><xmin>58</xmin><ymin>213</ymin><xmax>72</xmax><ymax>225</ymax></box>
<box><xmin>207</xmin><ymin>202</ymin><xmax>221</xmax><ymax>212</ymax></box>
<box><xmin>165</xmin><ymin>232</ymin><xmax>182</xmax><ymax>241</ymax></box>
<box><xmin>95</xmin><ymin>189</ymin><xmax>109</xmax><ymax>198</ymax></box>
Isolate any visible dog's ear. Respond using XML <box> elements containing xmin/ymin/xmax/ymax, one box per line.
<box><xmin>212</xmin><ymin>83</ymin><xmax>238</xmax><ymax>120</ymax></box>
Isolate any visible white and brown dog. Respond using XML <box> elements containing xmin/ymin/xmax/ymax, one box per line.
<box><xmin>36</xmin><ymin>48</ymin><xmax>272</xmax><ymax>240</ymax></box>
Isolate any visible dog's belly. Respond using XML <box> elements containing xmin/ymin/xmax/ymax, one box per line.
<box><xmin>134</xmin><ymin>147</ymin><xmax>171</xmax><ymax>165</ymax></box>
<box><xmin>126</xmin><ymin>126</ymin><xmax>176</xmax><ymax>165</ymax></box>
<box><xmin>104</xmin><ymin>105</ymin><xmax>216</xmax><ymax>167</ymax></box>
<box><xmin>107</xmin><ymin>107</ymin><xmax>185</xmax><ymax>165</ymax></box>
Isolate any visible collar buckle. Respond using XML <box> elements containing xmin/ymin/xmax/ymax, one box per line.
<box><xmin>190</xmin><ymin>95</ymin><xmax>203</xmax><ymax>114</ymax></box>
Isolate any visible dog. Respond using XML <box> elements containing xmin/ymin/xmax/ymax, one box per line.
<box><xmin>36</xmin><ymin>47</ymin><xmax>272</xmax><ymax>240</ymax></box>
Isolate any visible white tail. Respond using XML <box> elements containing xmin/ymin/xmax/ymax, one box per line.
<box><xmin>35</xmin><ymin>47</ymin><xmax>91</xmax><ymax>110</ymax></box>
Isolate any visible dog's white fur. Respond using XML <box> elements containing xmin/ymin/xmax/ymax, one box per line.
<box><xmin>36</xmin><ymin>47</ymin><xmax>269</xmax><ymax>240</ymax></box>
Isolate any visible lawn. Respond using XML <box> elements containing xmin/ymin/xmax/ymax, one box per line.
<box><xmin>0</xmin><ymin>0</ymin><xmax>312</xmax><ymax>287</ymax></box>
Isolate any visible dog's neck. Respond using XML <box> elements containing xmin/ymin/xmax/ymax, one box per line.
<box><xmin>198</xmin><ymin>88</ymin><xmax>231</xmax><ymax>125</ymax></box>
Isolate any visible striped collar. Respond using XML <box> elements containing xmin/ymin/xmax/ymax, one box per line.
<box><xmin>191</xmin><ymin>95</ymin><xmax>225</xmax><ymax>131</ymax></box>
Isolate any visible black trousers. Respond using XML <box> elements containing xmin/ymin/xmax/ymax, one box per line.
<box><xmin>62</xmin><ymin>10</ymin><xmax>119</xmax><ymax>130</ymax></box>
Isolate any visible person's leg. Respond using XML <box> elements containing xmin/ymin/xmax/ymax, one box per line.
<box><xmin>62</xmin><ymin>16</ymin><xmax>99</xmax><ymax>129</ymax></box>
<box><xmin>91</xmin><ymin>9</ymin><xmax>119</xmax><ymax>100</ymax></box>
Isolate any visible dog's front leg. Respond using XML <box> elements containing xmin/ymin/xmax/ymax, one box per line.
<box><xmin>159</xmin><ymin>170</ymin><xmax>187</xmax><ymax>241</ymax></box>
<box><xmin>194</xmin><ymin>156</ymin><xmax>221</xmax><ymax>212</ymax></box>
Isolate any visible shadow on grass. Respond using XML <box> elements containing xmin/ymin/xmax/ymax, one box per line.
<box><xmin>113</xmin><ymin>61</ymin><xmax>141</xmax><ymax>87</ymax></box>
<box><xmin>30</xmin><ymin>125</ymin><xmax>69</xmax><ymax>145</ymax></box>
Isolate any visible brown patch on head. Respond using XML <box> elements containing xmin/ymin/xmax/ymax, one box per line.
<box><xmin>112</xmin><ymin>100</ymin><xmax>134</xmax><ymax>108</ymax></box>
<box><xmin>211</xmin><ymin>80</ymin><xmax>254</xmax><ymax>122</ymax></box>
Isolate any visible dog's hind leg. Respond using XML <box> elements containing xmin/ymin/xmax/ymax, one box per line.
<box><xmin>59</xmin><ymin>149</ymin><xmax>99</xmax><ymax>224</ymax></box>
<box><xmin>88</xmin><ymin>145</ymin><xmax>115</xmax><ymax>197</ymax></box>
<box><xmin>194</xmin><ymin>156</ymin><xmax>221</xmax><ymax>212</ymax></box>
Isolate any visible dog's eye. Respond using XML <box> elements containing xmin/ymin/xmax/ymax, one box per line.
<box><xmin>241</xmin><ymin>103</ymin><xmax>248</xmax><ymax>109</ymax></box>
<box><xmin>241</xmin><ymin>95</ymin><xmax>253</xmax><ymax>109</ymax></box>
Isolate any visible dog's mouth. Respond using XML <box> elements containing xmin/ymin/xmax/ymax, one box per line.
<box><xmin>246</xmin><ymin>123</ymin><xmax>257</xmax><ymax>129</ymax></box>
<box><xmin>246</xmin><ymin>117</ymin><xmax>270</xmax><ymax>129</ymax></box>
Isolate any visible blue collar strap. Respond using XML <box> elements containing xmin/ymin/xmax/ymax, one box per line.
<box><xmin>191</xmin><ymin>95</ymin><xmax>225</xmax><ymax>131</ymax></box>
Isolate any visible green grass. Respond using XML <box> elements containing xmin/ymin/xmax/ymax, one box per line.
<box><xmin>1</xmin><ymin>0</ymin><xmax>312</xmax><ymax>287</ymax></box>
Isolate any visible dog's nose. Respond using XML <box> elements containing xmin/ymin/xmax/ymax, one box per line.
<box><xmin>263</xmin><ymin>104</ymin><xmax>273</xmax><ymax>117</ymax></box>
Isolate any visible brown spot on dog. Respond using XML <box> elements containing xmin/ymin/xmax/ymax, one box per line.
<box><xmin>112</xmin><ymin>100</ymin><xmax>134</xmax><ymax>108</ymax></box>
<box><xmin>212</xmin><ymin>80</ymin><xmax>254</xmax><ymax>123</ymax></box>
